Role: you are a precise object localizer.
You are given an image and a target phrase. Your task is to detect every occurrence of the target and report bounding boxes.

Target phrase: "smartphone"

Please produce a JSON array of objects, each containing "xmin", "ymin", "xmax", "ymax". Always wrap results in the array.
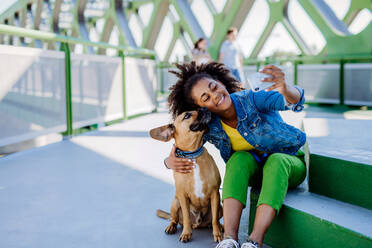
[{"xmin": 246, "ymin": 72, "xmax": 274, "ymax": 92}]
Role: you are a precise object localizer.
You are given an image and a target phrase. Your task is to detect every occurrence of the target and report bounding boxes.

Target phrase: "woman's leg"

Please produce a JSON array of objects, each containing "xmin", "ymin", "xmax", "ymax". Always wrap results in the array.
[
  {"xmin": 249, "ymin": 153, "xmax": 306, "ymax": 246},
  {"xmin": 222, "ymin": 151, "xmax": 259, "ymax": 240}
]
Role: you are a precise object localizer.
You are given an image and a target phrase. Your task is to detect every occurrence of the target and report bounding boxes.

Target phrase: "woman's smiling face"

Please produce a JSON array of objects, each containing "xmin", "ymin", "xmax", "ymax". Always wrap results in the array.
[{"xmin": 190, "ymin": 77, "xmax": 232, "ymax": 113}]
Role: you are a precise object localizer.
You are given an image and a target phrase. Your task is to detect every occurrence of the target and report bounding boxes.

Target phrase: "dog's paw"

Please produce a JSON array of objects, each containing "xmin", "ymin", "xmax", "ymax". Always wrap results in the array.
[
  {"xmin": 213, "ymin": 231, "xmax": 223, "ymax": 243},
  {"xmin": 165, "ymin": 223, "xmax": 177, "ymax": 234},
  {"xmin": 179, "ymin": 232, "xmax": 192, "ymax": 242},
  {"xmin": 212, "ymin": 223, "xmax": 223, "ymax": 243}
]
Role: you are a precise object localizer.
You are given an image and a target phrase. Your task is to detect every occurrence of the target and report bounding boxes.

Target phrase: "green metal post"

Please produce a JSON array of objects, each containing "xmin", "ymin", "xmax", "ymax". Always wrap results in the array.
[
  {"xmin": 294, "ymin": 61, "xmax": 298, "ymax": 86},
  {"xmin": 160, "ymin": 65, "xmax": 164, "ymax": 94},
  {"xmin": 256, "ymin": 62, "xmax": 261, "ymax": 72},
  {"xmin": 339, "ymin": 59, "xmax": 345, "ymax": 105},
  {"xmin": 60, "ymin": 42, "xmax": 73, "ymax": 137},
  {"xmin": 119, "ymin": 51, "xmax": 127, "ymax": 120},
  {"xmin": 265, "ymin": 57, "xmax": 270, "ymax": 65},
  {"xmin": 153, "ymin": 57, "xmax": 160, "ymax": 112}
]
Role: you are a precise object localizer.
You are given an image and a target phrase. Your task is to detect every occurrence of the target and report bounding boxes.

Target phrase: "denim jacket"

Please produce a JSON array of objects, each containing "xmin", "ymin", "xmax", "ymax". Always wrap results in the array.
[{"xmin": 204, "ymin": 87, "xmax": 306, "ymax": 163}]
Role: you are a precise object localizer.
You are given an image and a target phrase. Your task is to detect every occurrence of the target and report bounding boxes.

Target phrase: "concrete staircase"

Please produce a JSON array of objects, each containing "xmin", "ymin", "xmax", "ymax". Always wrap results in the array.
[
  {"xmin": 249, "ymin": 108, "xmax": 372, "ymax": 248},
  {"xmin": 249, "ymin": 154, "xmax": 372, "ymax": 247}
]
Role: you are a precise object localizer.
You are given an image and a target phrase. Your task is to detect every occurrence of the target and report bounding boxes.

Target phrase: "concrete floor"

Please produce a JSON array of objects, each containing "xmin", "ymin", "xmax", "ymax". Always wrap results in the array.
[
  {"xmin": 0, "ymin": 105, "xmax": 371, "ymax": 248},
  {"xmin": 0, "ymin": 111, "xmax": 254, "ymax": 248}
]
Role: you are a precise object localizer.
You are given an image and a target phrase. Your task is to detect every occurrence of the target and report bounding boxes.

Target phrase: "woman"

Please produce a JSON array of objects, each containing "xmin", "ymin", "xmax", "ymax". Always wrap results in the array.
[
  {"xmin": 192, "ymin": 38, "xmax": 211, "ymax": 65},
  {"xmin": 164, "ymin": 62, "xmax": 306, "ymax": 248}
]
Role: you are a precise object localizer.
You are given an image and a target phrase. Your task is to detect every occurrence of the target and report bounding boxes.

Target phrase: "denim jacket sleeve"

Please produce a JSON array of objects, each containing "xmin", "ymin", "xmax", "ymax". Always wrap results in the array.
[{"xmin": 249, "ymin": 86, "xmax": 305, "ymax": 113}]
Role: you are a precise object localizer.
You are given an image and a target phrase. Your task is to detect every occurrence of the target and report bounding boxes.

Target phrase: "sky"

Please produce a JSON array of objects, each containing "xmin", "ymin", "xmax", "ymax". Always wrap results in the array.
[
  {"xmin": 0, "ymin": 1, "xmax": 15, "ymax": 13},
  {"xmin": 1, "ymin": 0, "xmax": 371, "ymax": 61}
]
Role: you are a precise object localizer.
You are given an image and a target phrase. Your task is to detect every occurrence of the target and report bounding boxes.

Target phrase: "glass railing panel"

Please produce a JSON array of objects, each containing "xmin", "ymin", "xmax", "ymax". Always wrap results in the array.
[
  {"xmin": 70, "ymin": 54, "xmax": 123, "ymax": 129},
  {"xmin": 125, "ymin": 57, "xmax": 157, "ymax": 117},
  {"xmin": 344, "ymin": 63, "xmax": 372, "ymax": 106},
  {"xmin": 298, "ymin": 64, "xmax": 340, "ymax": 104},
  {"xmin": 0, "ymin": 45, "xmax": 66, "ymax": 147}
]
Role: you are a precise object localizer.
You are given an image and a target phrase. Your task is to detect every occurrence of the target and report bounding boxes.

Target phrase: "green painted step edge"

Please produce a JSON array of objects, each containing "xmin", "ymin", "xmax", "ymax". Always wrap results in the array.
[
  {"xmin": 309, "ymin": 154, "xmax": 372, "ymax": 210},
  {"xmin": 249, "ymin": 191, "xmax": 372, "ymax": 248}
]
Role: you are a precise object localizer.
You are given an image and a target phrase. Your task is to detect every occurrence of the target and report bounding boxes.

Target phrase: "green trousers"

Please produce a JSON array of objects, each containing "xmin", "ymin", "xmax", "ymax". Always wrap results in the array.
[{"xmin": 222, "ymin": 151, "xmax": 306, "ymax": 212}]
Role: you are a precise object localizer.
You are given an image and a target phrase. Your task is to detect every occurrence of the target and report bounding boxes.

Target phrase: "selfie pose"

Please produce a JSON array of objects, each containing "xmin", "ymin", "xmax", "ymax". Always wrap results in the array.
[{"xmin": 164, "ymin": 62, "xmax": 306, "ymax": 248}]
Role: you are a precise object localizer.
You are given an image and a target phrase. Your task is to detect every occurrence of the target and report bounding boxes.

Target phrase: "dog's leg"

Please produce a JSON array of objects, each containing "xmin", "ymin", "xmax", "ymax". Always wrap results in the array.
[
  {"xmin": 165, "ymin": 197, "xmax": 180, "ymax": 234},
  {"xmin": 178, "ymin": 195, "xmax": 192, "ymax": 242},
  {"xmin": 211, "ymin": 189, "xmax": 223, "ymax": 242}
]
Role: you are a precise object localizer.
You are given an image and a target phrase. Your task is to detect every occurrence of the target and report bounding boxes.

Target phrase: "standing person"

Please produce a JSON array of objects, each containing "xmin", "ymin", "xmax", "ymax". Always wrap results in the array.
[
  {"xmin": 219, "ymin": 27, "xmax": 244, "ymax": 83},
  {"xmin": 192, "ymin": 38, "xmax": 211, "ymax": 65},
  {"xmin": 164, "ymin": 61, "xmax": 306, "ymax": 248}
]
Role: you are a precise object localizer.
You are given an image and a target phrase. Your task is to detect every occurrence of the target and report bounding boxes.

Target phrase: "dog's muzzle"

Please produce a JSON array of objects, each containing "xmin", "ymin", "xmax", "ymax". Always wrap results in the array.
[{"xmin": 189, "ymin": 107, "xmax": 211, "ymax": 132}]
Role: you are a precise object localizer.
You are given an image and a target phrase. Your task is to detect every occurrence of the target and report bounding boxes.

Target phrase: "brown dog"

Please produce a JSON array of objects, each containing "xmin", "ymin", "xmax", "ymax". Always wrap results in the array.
[{"xmin": 150, "ymin": 108, "xmax": 223, "ymax": 243}]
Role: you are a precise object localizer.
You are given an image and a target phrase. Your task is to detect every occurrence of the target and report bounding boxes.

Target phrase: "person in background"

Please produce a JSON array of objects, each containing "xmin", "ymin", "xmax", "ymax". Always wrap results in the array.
[
  {"xmin": 192, "ymin": 38, "xmax": 211, "ymax": 65},
  {"xmin": 219, "ymin": 27, "xmax": 244, "ymax": 83}
]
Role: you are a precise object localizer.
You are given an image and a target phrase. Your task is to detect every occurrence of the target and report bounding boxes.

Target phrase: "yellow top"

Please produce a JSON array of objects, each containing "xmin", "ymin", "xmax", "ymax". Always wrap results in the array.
[{"xmin": 221, "ymin": 120, "xmax": 255, "ymax": 151}]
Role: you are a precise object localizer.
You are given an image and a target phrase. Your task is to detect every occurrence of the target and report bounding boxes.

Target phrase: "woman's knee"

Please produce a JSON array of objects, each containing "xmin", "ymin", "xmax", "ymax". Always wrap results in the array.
[
  {"xmin": 263, "ymin": 153, "xmax": 290, "ymax": 176},
  {"xmin": 226, "ymin": 151, "xmax": 257, "ymax": 175}
]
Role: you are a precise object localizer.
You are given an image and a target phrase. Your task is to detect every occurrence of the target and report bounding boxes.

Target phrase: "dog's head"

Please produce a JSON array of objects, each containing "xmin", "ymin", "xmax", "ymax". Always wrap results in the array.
[{"xmin": 150, "ymin": 107, "xmax": 211, "ymax": 148}]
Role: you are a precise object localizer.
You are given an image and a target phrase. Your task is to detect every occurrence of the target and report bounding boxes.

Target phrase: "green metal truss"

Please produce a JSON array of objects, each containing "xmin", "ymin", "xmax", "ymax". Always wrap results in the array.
[{"xmin": 0, "ymin": 0, "xmax": 371, "ymax": 61}]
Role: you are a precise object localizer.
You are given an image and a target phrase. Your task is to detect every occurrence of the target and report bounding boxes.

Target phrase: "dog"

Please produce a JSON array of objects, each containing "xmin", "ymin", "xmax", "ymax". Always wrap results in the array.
[{"xmin": 150, "ymin": 107, "xmax": 223, "ymax": 243}]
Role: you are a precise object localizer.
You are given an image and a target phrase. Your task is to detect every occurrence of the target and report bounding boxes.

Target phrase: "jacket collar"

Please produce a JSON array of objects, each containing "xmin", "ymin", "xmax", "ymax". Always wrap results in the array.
[
  {"xmin": 230, "ymin": 91, "xmax": 248, "ymax": 121},
  {"xmin": 207, "ymin": 90, "xmax": 250, "ymax": 132}
]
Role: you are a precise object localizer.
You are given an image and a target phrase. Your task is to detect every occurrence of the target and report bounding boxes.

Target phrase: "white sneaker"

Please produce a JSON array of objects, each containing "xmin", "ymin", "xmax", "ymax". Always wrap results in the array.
[
  {"xmin": 215, "ymin": 238, "xmax": 240, "ymax": 248},
  {"xmin": 241, "ymin": 239, "xmax": 261, "ymax": 248}
]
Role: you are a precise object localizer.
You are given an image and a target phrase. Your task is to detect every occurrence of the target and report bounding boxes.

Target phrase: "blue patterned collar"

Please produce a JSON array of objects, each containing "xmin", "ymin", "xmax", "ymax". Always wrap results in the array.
[{"xmin": 175, "ymin": 146, "xmax": 204, "ymax": 159}]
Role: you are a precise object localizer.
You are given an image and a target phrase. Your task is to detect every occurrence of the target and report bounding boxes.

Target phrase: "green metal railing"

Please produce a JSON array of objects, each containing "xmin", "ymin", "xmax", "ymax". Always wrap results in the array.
[
  {"xmin": 243, "ymin": 54, "xmax": 372, "ymax": 106},
  {"xmin": 158, "ymin": 53, "xmax": 372, "ymax": 106},
  {"xmin": 0, "ymin": 24, "xmax": 157, "ymax": 137}
]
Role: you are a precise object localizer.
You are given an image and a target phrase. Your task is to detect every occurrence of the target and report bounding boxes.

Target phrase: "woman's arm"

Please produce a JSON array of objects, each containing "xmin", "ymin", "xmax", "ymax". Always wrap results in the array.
[
  {"xmin": 260, "ymin": 65, "xmax": 299, "ymax": 102},
  {"xmin": 250, "ymin": 65, "xmax": 305, "ymax": 112},
  {"xmin": 164, "ymin": 145, "xmax": 195, "ymax": 173}
]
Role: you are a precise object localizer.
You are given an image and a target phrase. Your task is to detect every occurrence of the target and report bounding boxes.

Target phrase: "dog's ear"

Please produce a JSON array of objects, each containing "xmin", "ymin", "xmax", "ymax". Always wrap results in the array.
[{"xmin": 149, "ymin": 124, "xmax": 174, "ymax": 142}]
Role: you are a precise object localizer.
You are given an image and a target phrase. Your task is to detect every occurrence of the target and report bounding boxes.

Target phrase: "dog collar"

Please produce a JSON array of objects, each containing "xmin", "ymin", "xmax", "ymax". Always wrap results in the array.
[{"xmin": 175, "ymin": 146, "xmax": 204, "ymax": 159}]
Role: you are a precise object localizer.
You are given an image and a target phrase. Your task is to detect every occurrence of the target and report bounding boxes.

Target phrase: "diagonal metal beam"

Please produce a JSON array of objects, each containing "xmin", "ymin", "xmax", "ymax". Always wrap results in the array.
[
  {"xmin": 171, "ymin": 0, "xmax": 206, "ymax": 40},
  {"xmin": 230, "ymin": 0, "xmax": 255, "ymax": 32},
  {"xmin": 204, "ymin": 0, "xmax": 218, "ymax": 16},
  {"xmin": 34, "ymin": 0, "xmax": 43, "ymax": 29},
  {"xmin": 52, "ymin": 0, "xmax": 63, "ymax": 33},
  {"xmin": 14, "ymin": 10, "xmax": 27, "ymax": 45},
  {"xmin": 282, "ymin": 0, "xmax": 311, "ymax": 55},
  {"xmin": 343, "ymin": 0, "xmax": 371, "ymax": 26},
  {"xmin": 249, "ymin": 21, "xmax": 276, "ymax": 59},
  {"xmin": 281, "ymin": 18, "xmax": 311, "ymax": 54},
  {"xmin": 113, "ymin": 0, "xmax": 137, "ymax": 47},
  {"xmin": 298, "ymin": 0, "xmax": 347, "ymax": 39},
  {"xmin": 77, "ymin": 0, "xmax": 94, "ymax": 53},
  {"xmin": 20, "ymin": 7, "xmax": 27, "ymax": 28},
  {"xmin": 7, "ymin": 18, "xmax": 14, "ymax": 45},
  {"xmin": 311, "ymin": 0, "xmax": 351, "ymax": 35},
  {"xmin": 98, "ymin": 17, "xmax": 115, "ymax": 54},
  {"xmin": 141, "ymin": 0, "xmax": 170, "ymax": 49},
  {"xmin": 208, "ymin": 0, "xmax": 246, "ymax": 59},
  {"xmin": 164, "ymin": 22, "xmax": 180, "ymax": 61}
]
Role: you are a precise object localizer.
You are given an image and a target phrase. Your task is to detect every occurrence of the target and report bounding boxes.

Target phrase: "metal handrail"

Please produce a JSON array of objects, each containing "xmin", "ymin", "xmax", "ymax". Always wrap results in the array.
[
  {"xmin": 243, "ymin": 54, "xmax": 372, "ymax": 65},
  {"xmin": 0, "ymin": 24, "xmax": 158, "ymax": 139},
  {"xmin": 0, "ymin": 24, "xmax": 155, "ymax": 57}
]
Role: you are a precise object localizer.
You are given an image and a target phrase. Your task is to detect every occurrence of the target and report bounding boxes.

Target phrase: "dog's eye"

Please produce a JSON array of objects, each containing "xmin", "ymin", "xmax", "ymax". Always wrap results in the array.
[{"xmin": 183, "ymin": 112, "xmax": 192, "ymax": 120}]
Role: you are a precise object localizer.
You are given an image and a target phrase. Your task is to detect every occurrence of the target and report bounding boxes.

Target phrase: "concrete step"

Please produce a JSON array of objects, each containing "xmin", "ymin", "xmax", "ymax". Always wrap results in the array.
[
  {"xmin": 309, "ymin": 154, "xmax": 372, "ymax": 210},
  {"xmin": 249, "ymin": 189, "xmax": 372, "ymax": 248}
]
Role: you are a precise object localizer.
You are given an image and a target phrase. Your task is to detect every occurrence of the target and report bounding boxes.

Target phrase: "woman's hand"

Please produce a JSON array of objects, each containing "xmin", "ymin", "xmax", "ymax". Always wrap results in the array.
[
  {"xmin": 260, "ymin": 65, "xmax": 301, "ymax": 104},
  {"xmin": 165, "ymin": 145, "xmax": 195, "ymax": 173},
  {"xmin": 260, "ymin": 65, "xmax": 287, "ymax": 94}
]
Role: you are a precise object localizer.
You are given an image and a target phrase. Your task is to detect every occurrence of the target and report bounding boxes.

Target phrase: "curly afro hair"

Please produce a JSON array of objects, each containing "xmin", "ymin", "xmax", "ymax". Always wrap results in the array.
[{"xmin": 168, "ymin": 61, "xmax": 244, "ymax": 120}]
